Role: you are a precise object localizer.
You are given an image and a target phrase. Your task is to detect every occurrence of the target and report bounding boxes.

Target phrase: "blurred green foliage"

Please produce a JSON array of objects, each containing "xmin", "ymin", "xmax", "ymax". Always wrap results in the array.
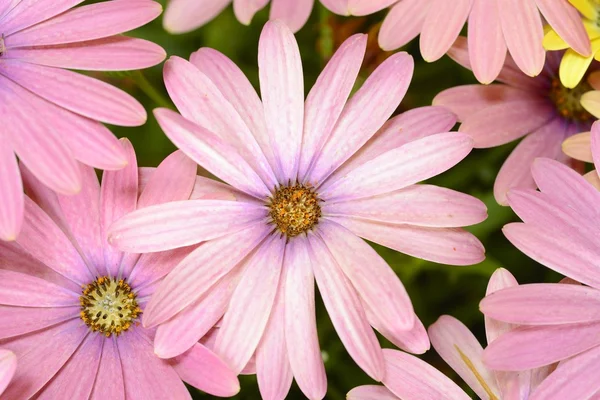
[{"xmin": 103, "ymin": 2, "xmax": 561, "ymax": 398}]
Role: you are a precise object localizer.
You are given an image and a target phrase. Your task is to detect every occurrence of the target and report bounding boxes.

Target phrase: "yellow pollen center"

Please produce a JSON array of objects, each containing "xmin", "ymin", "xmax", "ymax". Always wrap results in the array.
[
  {"xmin": 268, "ymin": 184, "xmax": 321, "ymax": 237},
  {"xmin": 79, "ymin": 276, "xmax": 141, "ymax": 337},
  {"xmin": 549, "ymin": 77, "xmax": 593, "ymax": 122}
]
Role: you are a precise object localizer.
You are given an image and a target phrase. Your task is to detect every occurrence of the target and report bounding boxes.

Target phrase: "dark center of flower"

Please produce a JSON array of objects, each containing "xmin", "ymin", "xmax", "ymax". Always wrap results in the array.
[
  {"xmin": 268, "ymin": 183, "xmax": 322, "ymax": 237},
  {"xmin": 0, "ymin": 35, "xmax": 5, "ymax": 57},
  {"xmin": 548, "ymin": 77, "xmax": 594, "ymax": 122},
  {"xmin": 79, "ymin": 276, "xmax": 141, "ymax": 337}
]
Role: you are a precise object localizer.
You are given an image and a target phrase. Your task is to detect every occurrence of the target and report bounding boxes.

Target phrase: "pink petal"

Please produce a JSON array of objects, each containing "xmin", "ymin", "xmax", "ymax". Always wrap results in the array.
[
  {"xmin": 378, "ymin": 0, "xmax": 428, "ymax": 51},
  {"xmin": 308, "ymin": 233, "xmax": 384, "ymax": 381},
  {"xmin": 592, "ymin": 121, "xmax": 600, "ymax": 172},
  {"xmin": 154, "ymin": 108, "xmax": 270, "ymax": 199},
  {"xmin": 562, "ymin": 131, "xmax": 592, "ymax": 163},
  {"xmin": 498, "ymin": 0, "xmax": 544, "ymax": 77},
  {"xmin": 233, "ymin": 0, "xmax": 269, "ymax": 25},
  {"xmin": 308, "ymin": 52, "xmax": 414, "ymax": 185},
  {"xmin": 347, "ymin": 385, "xmax": 399, "ymax": 400},
  {"xmin": 320, "ymin": 0, "xmax": 350, "ymax": 15},
  {"xmin": 382, "ymin": 349, "xmax": 471, "ymax": 400},
  {"xmin": 484, "ymin": 267, "xmax": 518, "ymax": 345},
  {"xmin": 258, "ymin": 20, "xmax": 304, "ymax": 181},
  {"xmin": 0, "ymin": 350, "xmax": 16, "ymax": 396},
  {"xmin": 138, "ymin": 151, "xmax": 196, "ymax": 208},
  {"xmin": 189, "ymin": 176, "xmax": 242, "ymax": 201},
  {"xmin": 1, "ymin": 0, "xmax": 86, "ymax": 36},
  {"xmin": 331, "ymin": 217, "xmax": 485, "ymax": 266},
  {"xmin": 90, "ymin": 338, "xmax": 124, "ymax": 400},
  {"xmin": 127, "ymin": 245, "xmax": 194, "ymax": 289},
  {"xmin": 0, "ymin": 269, "xmax": 78, "ymax": 308},
  {"xmin": 8, "ymin": 0, "xmax": 162, "ymax": 47},
  {"xmin": 172, "ymin": 343, "xmax": 240, "ymax": 397},
  {"xmin": 143, "ymin": 224, "xmax": 268, "ymax": 327},
  {"xmin": 163, "ymin": 0, "xmax": 230, "ymax": 34},
  {"xmin": 18, "ymin": 164, "xmax": 67, "ymax": 230},
  {"xmin": 325, "ymin": 185, "xmax": 487, "ymax": 228},
  {"xmin": 467, "ymin": 0, "xmax": 506, "ymax": 83},
  {"xmin": 365, "ymin": 305, "xmax": 430, "ymax": 355},
  {"xmin": 320, "ymin": 133, "xmax": 473, "ymax": 201},
  {"xmin": 348, "ymin": 0, "xmax": 397, "ymax": 15},
  {"xmin": 0, "ymin": 305, "xmax": 78, "ymax": 340},
  {"xmin": 535, "ymin": 0, "xmax": 590, "ymax": 56},
  {"xmin": 284, "ymin": 238, "xmax": 327, "ymax": 400},
  {"xmin": 299, "ymin": 34, "xmax": 367, "ymax": 181},
  {"xmin": 269, "ymin": 0, "xmax": 314, "ymax": 33},
  {"xmin": 0, "ymin": 139, "xmax": 23, "ymax": 241},
  {"xmin": 214, "ymin": 236, "xmax": 286, "ymax": 373},
  {"xmin": 420, "ymin": 0, "xmax": 472, "ymax": 62}
]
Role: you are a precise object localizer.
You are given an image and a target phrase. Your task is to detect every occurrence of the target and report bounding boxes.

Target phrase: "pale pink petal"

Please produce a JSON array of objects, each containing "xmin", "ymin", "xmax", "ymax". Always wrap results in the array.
[
  {"xmin": 172, "ymin": 343, "xmax": 240, "ymax": 397},
  {"xmin": 365, "ymin": 305, "xmax": 430, "ymax": 354},
  {"xmin": 0, "ymin": 60, "xmax": 146, "ymax": 126},
  {"xmin": 284, "ymin": 237, "xmax": 327, "ymax": 400},
  {"xmin": 535, "ymin": 0, "xmax": 590, "ymax": 56},
  {"xmin": 269, "ymin": 0, "xmax": 314, "ymax": 33},
  {"xmin": 1, "ymin": 0, "xmax": 86, "ymax": 36},
  {"xmin": 429, "ymin": 315, "xmax": 501, "ymax": 399},
  {"xmin": 382, "ymin": 349, "xmax": 472, "ymax": 400},
  {"xmin": 127, "ymin": 245, "xmax": 195, "ymax": 290},
  {"xmin": 378, "ymin": 0, "xmax": 428, "ymax": 51},
  {"xmin": 0, "ymin": 349, "xmax": 16, "ymax": 396},
  {"xmin": 299, "ymin": 34, "xmax": 367, "ymax": 181},
  {"xmin": 320, "ymin": 0, "xmax": 350, "ymax": 15},
  {"xmin": 320, "ymin": 133, "xmax": 473, "ymax": 202},
  {"xmin": 483, "ymin": 321, "xmax": 600, "ymax": 370},
  {"xmin": 0, "ymin": 305, "xmax": 78, "ymax": 340},
  {"xmin": 484, "ymin": 267, "xmax": 518, "ymax": 345},
  {"xmin": 319, "ymin": 221, "xmax": 414, "ymax": 331},
  {"xmin": 0, "ymin": 0, "xmax": 21, "ymax": 21},
  {"xmin": 348, "ymin": 0, "xmax": 397, "ymax": 15},
  {"xmin": 498, "ymin": 0, "xmax": 545, "ymax": 77},
  {"xmin": 0, "ymin": 139, "xmax": 23, "ymax": 241},
  {"xmin": 420, "ymin": 0, "xmax": 472, "ymax": 62},
  {"xmin": 258, "ymin": 20, "xmax": 304, "ymax": 181},
  {"xmin": 325, "ymin": 185, "xmax": 487, "ymax": 228},
  {"xmin": 90, "ymin": 338, "xmax": 124, "ymax": 400},
  {"xmin": 585, "ymin": 171, "xmax": 600, "ymax": 190},
  {"xmin": 331, "ymin": 217, "xmax": 485, "ymax": 266},
  {"xmin": 8, "ymin": 0, "xmax": 162, "ymax": 47},
  {"xmin": 189, "ymin": 176, "xmax": 243, "ymax": 201},
  {"xmin": 562, "ymin": 131, "xmax": 592, "ymax": 163},
  {"xmin": 308, "ymin": 52, "xmax": 414, "ymax": 184},
  {"xmin": 468, "ymin": 0, "xmax": 506, "ymax": 84},
  {"xmin": 0, "ymin": 269, "xmax": 77, "ymax": 307},
  {"xmin": 154, "ymin": 108, "xmax": 270, "ymax": 198},
  {"xmin": 214, "ymin": 236, "xmax": 286, "ymax": 373},
  {"xmin": 138, "ymin": 151, "xmax": 196, "ymax": 208},
  {"xmin": 143, "ymin": 224, "xmax": 268, "ymax": 327},
  {"xmin": 308, "ymin": 233, "xmax": 384, "ymax": 381},
  {"xmin": 347, "ymin": 385, "xmax": 399, "ymax": 400},
  {"xmin": 592, "ymin": 121, "xmax": 600, "ymax": 172},
  {"xmin": 233, "ymin": 0, "xmax": 269, "ymax": 25},
  {"xmin": 163, "ymin": 0, "xmax": 231, "ymax": 34}
]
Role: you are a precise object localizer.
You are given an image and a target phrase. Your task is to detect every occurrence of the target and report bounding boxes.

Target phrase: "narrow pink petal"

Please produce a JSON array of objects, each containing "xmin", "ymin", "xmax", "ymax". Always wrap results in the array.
[
  {"xmin": 592, "ymin": 121, "xmax": 600, "ymax": 172},
  {"xmin": 214, "ymin": 236, "xmax": 286, "ymax": 373},
  {"xmin": 347, "ymin": 385, "xmax": 399, "ymax": 400},
  {"xmin": 154, "ymin": 108, "xmax": 270, "ymax": 199},
  {"xmin": 172, "ymin": 343, "xmax": 240, "ymax": 397},
  {"xmin": 142, "ymin": 224, "xmax": 268, "ymax": 327},
  {"xmin": 138, "ymin": 151, "xmax": 196, "ymax": 208},
  {"xmin": 348, "ymin": 0, "xmax": 397, "ymax": 15},
  {"xmin": 562, "ymin": 131, "xmax": 592, "ymax": 163},
  {"xmin": 0, "ymin": 139, "xmax": 23, "ymax": 241},
  {"xmin": 483, "ymin": 321, "xmax": 600, "ymax": 370},
  {"xmin": 320, "ymin": 133, "xmax": 473, "ymax": 201},
  {"xmin": 269, "ymin": 0, "xmax": 314, "ymax": 33},
  {"xmin": 0, "ymin": 305, "xmax": 77, "ymax": 340},
  {"xmin": 365, "ymin": 305, "xmax": 430, "ymax": 355},
  {"xmin": 467, "ymin": 0, "xmax": 506, "ymax": 83},
  {"xmin": 8, "ymin": 0, "xmax": 162, "ymax": 47},
  {"xmin": 163, "ymin": 0, "xmax": 230, "ymax": 34},
  {"xmin": 162, "ymin": 57, "xmax": 276, "ymax": 188},
  {"xmin": 325, "ymin": 185, "xmax": 487, "ymax": 228},
  {"xmin": 331, "ymin": 217, "xmax": 485, "ymax": 266},
  {"xmin": 308, "ymin": 52, "xmax": 414, "ymax": 184},
  {"xmin": 189, "ymin": 176, "xmax": 242, "ymax": 201},
  {"xmin": 498, "ymin": 0, "xmax": 544, "ymax": 77},
  {"xmin": 429, "ymin": 315, "xmax": 501, "ymax": 399},
  {"xmin": 531, "ymin": 346, "xmax": 600, "ymax": 400},
  {"xmin": 484, "ymin": 267, "xmax": 518, "ymax": 345},
  {"xmin": 1, "ymin": 0, "xmax": 86, "ymax": 36},
  {"xmin": 0, "ymin": 350, "xmax": 16, "ymax": 396},
  {"xmin": 6, "ymin": 36, "xmax": 166, "ymax": 71},
  {"xmin": 233, "ymin": 0, "xmax": 269, "ymax": 25},
  {"xmin": 382, "ymin": 349, "xmax": 471, "ymax": 400},
  {"xmin": 420, "ymin": 0, "xmax": 472, "ymax": 62},
  {"xmin": 319, "ymin": 221, "xmax": 414, "ymax": 331},
  {"xmin": 257, "ymin": 279, "xmax": 294, "ymax": 400},
  {"xmin": 90, "ymin": 338, "xmax": 125, "ymax": 400},
  {"xmin": 0, "ymin": 269, "xmax": 77, "ymax": 307},
  {"xmin": 378, "ymin": 0, "xmax": 428, "ymax": 51},
  {"xmin": 535, "ymin": 0, "xmax": 590, "ymax": 56},
  {"xmin": 320, "ymin": 0, "xmax": 350, "ymax": 15},
  {"xmin": 0, "ymin": 0, "xmax": 21, "ymax": 21},
  {"xmin": 258, "ymin": 20, "xmax": 304, "ymax": 181},
  {"xmin": 308, "ymin": 233, "xmax": 384, "ymax": 381},
  {"xmin": 284, "ymin": 237, "xmax": 327, "ymax": 400},
  {"xmin": 127, "ymin": 245, "xmax": 194, "ymax": 290},
  {"xmin": 0, "ymin": 60, "xmax": 146, "ymax": 126},
  {"xmin": 299, "ymin": 34, "xmax": 367, "ymax": 180}
]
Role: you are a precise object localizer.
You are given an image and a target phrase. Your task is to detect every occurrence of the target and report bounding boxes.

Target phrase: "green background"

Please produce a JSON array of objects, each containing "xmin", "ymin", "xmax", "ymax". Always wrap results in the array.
[{"xmin": 104, "ymin": 2, "xmax": 560, "ymax": 398}]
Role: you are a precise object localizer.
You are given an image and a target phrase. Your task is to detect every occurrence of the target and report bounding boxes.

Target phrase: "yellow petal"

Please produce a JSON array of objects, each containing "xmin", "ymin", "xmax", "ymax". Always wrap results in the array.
[
  {"xmin": 560, "ymin": 48, "xmax": 595, "ymax": 88},
  {"xmin": 583, "ymin": 20, "xmax": 600, "ymax": 40},
  {"xmin": 569, "ymin": 0, "xmax": 597, "ymax": 20},
  {"xmin": 562, "ymin": 131, "xmax": 593, "ymax": 162},
  {"xmin": 543, "ymin": 29, "xmax": 569, "ymax": 50},
  {"xmin": 584, "ymin": 170, "xmax": 600, "ymax": 190},
  {"xmin": 581, "ymin": 90, "xmax": 600, "ymax": 118}
]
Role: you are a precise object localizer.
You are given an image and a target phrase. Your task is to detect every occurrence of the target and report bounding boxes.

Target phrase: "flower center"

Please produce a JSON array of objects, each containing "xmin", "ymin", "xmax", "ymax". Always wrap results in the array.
[
  {"xmin": 79, "ymin": 276, "xmax": 141, "ymax": 337},
  {"xmin": 0, "ymin": 35, "xmax": 5, "ymax": 57},
  {"xmin": 268, "ymin": 183, "xmax": 321, "ymax": 237},
  {"xmin": 548, "ymin": 77, "xmax": 594, "ymax": 122}
]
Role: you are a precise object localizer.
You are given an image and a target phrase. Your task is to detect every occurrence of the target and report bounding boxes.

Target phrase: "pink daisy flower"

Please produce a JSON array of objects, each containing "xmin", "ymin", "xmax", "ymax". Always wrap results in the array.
[
  {"xmin": 0, "ymin": 0, "xmax": 166, "ymax": 242},
  {"xmin": 375, "ymin": 0, "xmax": 590, "ymax": 83},
  {"xmin": 0, "ymin": 349, "xmax": 16, "ymax": 396},
  {"xmin": 108, "ymin": 21, "xmax": 486, "ymax": 399},
  {"xmin": 562, "ymin": 120, "xmax": 600, "ymax": 189},
  {"xmin": 0, "ymin": 140, "xmax": 240, "ymax": 399},
  {"xmin": 480, "ymin": 149, "xmax": 600, "ymax": 398},
  {"xmin": 348, "ymin": 268, "xmax": 553, "ymax": 400},
  {"xmin": 435, "ymin": 39, "xmax": 598, "ymax": 205}
]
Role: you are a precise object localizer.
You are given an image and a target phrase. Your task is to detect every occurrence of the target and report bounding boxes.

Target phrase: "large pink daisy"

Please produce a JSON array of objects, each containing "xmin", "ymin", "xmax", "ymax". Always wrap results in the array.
[
  {"xmin": 0, "ymin": 140, "xmax": 239, "ymax": 399},
  {"xmin": 376, "ymin": 0, "xmax": 589, "ymax": 83},
  {"xmin": 0, "ymin": 0, "xmax": 166, "ymax": 242},
  {"xmin": 435, "ymin": 39, "xmax": 597, "ymax": 205},
  {"xmin": 108, "ymin": 21, "xmax": 486, "ymax": 399}
]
